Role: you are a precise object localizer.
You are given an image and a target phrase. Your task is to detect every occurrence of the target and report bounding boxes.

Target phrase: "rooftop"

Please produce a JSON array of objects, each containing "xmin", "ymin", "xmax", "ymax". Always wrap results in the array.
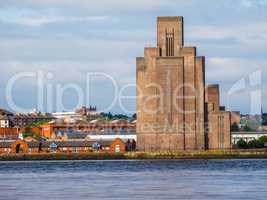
[{"xmin": 157, "ymin": 16, "xmax": 183, "ymax": 21}]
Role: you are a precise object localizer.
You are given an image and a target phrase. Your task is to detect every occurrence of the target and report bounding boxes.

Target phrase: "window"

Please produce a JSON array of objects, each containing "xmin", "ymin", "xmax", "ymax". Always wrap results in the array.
[
  {"xmin": 165, "ymin": 29, "xmax": 174, "ymax": 56},
  {"xmin": 115, "ymin": 144, "xmax": 120, "ymax": 153},
  {"xmin": 218, "ymin": 116, "xmax": 224, "ymax": 149}
]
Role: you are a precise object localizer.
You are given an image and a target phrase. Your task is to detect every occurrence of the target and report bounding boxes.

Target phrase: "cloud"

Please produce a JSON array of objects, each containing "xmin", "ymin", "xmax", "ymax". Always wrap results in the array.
[
  {"xmin": 0, "ymin": 0, "xmax": 185, "ymax": 12},
  {"xmin": 0, "ymin": 60, "xmax": 136, "ymax": 113},
  {"xmin": 0, "ymin": 37, "xmax": 144, "ymax": 61},
  {"xmin": 207, "ymin": 57, "xmax": 267, "ymax": 83},
  {"xmin": 0, "ymin": 14, "xmax": 116, "ymax": 26},
  {"xmin": 206, "ymin": 56, "xmax": 267, "ymax": 114},
  {"xmin": 187, "ymin": 22, "xmax": 267, "ymax": 45},
  {"xmin": 239, "ymin": 0, "xmax": 267, "ymax": 8},
  {"xmin": 185, "ymin": 21, "xmax": 267, "ymax": 61},
  {"xmin": 219, "ymin": 0, "xmax": 267, "ymax": 11},
  {"xmin": 0, "ymin": 0, "xmax": 266, "ymax": 113},
  {"xmin": 0, "ymin": 59, "xmax": 136, "ymax": 89}
]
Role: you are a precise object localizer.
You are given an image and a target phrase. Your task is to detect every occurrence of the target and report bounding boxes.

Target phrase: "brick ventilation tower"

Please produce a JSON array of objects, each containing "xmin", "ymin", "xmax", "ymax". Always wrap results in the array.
[{"xmin": 136, "ymin": 17, "xmax": 205, "ymax": 151}]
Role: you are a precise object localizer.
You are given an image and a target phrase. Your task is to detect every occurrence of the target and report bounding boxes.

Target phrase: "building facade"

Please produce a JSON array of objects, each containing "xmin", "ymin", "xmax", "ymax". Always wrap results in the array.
[
  {"xmin": 136, "ymin": 16, "xmax": 238, "ymax": 151},
  {"xmin": 40, "ymin": 119, "xmax": 136, "ymax": 139},
  {"xmin": 205, "ymin": 84, "xmax": 230, "ymax": 149},
  {"xmin": 0, "ymin": 138, "xmax": 127, "ymax": 154},
  {"xmin": 0, "ymin": 128, "xmax": 21, "ymax": 140},
  {"xmin": 137, "ymin": 16, "xmax": 205, "ymax": 151}
]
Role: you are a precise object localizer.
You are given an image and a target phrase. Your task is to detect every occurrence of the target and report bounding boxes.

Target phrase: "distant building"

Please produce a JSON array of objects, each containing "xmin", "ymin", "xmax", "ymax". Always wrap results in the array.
[
  {"xmin": 231, "ymin": 111, "xmax": 241, "ymax": 126},
  {"xmin": 0, "ymin": 115, "xmax": 10, "ymax": 128},
  {"xmin": 257, "ymin": 125, "xmax": 267, "ymax": 131},
  {"xmin": 0, "ymin": 108, "xmax": 55, "ymax": 128},
  {"xmin": 52, "ymin": 106, "xmax": 99, "ymax": 123},
  {"xmin": 231, "ymin": 131, "xmax": 267, "ymax": 145},
  {"xmin": 52, "ymin": 111, "xmax": 82, "ymax": 123},
  {"xmin": 40, "ymin": 119, "xmax": 136, "ymax": 140},
  {"xmin": 13, "ymin": 112, "xmax": 54, "ymax": 127},
  {"xmin": 0, "ymin": 108, "xmax": 14, "ymax": 128}
]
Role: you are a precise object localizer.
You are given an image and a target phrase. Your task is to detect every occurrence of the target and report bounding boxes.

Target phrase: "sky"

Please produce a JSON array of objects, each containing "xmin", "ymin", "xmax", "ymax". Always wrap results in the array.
[{"xmin": 0, "ymin": 0, "xmax": 266, "ymax": 115}]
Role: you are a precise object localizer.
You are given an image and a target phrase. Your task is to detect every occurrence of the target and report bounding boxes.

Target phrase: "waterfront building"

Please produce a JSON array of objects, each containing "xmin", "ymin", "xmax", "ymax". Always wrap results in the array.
[
  {"xmin": 136, "ymin": 16, "xmax": 239, "ymax": 151},
  {"xmin": 40, "ymin": 119, "xmax": 136, "ymax": 139},
  {"xmin": 0, "ymin": 138, "xmax": 130, "ymax": 154},
  {"xmin": 0, "ymin": 127, "xmax": 21, "ymax": 140}
]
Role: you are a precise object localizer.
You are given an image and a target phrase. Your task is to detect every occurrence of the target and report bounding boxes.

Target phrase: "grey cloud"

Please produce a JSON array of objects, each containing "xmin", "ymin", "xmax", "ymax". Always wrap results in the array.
[
  {"xmin": 0, "ymin": 38, "xmax": 143, "ymax": 61},
  {"xmin": 0, "ymin": 15, "xmax": 117, "ymax": 27},
  {"xmin": 0, "ymin": 0, "xmax": 179, "ymax": 12},
  {"xmin": 206, "ymin": 57, "xmax": 267, "ymax": 83}
]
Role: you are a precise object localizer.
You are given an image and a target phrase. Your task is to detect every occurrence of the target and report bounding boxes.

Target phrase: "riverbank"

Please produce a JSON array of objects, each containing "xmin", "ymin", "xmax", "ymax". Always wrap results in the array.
[{"xmin": 1, "ymin": 149, "xmax": 267, "ymax": 161}]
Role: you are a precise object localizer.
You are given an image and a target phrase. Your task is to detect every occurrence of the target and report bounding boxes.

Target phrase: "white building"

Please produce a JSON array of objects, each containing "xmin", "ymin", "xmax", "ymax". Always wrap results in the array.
[
  {"xmin": 52, "ymin": 112, "xmax": 82, "ymax": 123},
  {"xmin": 52, "ymin": 107, "xmax": 99, "ymax": 123},
  {"xmin": 87, "ymin": 134, "xmax": 136, "ymax": 141},
  {"xmin": 0, "ymin": 116, "xmax": 10, "ymax": 128},
  {"xmin": 231, "ymin": 131, "xmax": 267, "ymax": 145}
]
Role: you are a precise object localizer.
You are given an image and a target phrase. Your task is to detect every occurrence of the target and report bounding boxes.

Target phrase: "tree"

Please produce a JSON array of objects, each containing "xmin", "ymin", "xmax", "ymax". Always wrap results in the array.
[
  {"xmin": 243, "ymin": 124, "xmax": 254, "ymax": 132},
  {"xmin": 21, "ymin": 119, "xmax": 49, "ymax": 140},
  {"xmin": 33, "ymin": 133, "xmax": 41, "ymax": 140},
  {"xmin": 231, "ymin": 122, "xmax": 239, "ymax": 131},
  {"xmin": 248, "ymin": 139, "xmax": 263, "ymax": 148},
  {"xmin": 22, "ymin": 130, "xmax": 33, "ymax": 138},
  {"xmin": 100, "ymin": 112, "xmax": 114, "ymax": 120},
  {"xmin": 100, "ymin": 112, "xmax": 130, "ymax": 120},
  {"xmin": 132, "ymin": 113, "xmax": 136, "ymax": 119},
  {"xmin": 28, "ymin": 119, "xmax": 50, "ymax": 128},
  {"xmin": 113, "ymin": 114, "xmax": 129, "ymax": 120},
  {"xmin": 237, "ymin": 139, "xmax": 248, "ymax": 149},
  {"xmin": 262, "ymin": 113, "xmax": 267, "ymax": 125},
  {"xmin": 258, "ymin": 136, "xmax": 267, "ymax": 147}
]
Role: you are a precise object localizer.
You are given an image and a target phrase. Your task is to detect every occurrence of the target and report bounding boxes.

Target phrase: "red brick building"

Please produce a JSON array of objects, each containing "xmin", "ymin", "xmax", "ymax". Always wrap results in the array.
[
  {"xmin": 40, "ymin": 119, "xmax": 136, "ymax": 139},
  {"xmin": 0, "ymin": 138, "xmax": 127, "ymax": 154}
]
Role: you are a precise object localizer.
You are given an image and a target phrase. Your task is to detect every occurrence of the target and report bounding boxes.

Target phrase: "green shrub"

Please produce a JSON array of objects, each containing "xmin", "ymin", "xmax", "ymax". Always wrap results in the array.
[
  {"xmin": 237, "ymin": 136, "xmax": 267, "ymax": 149},
  {"xmin": 243, "ymin": 125, "xmax": 254, "ymax": 132},
  {"xmin": 22, "ymin": 131, "xmax": 33, "ymax": 138},
  {"xmin": 248, "ymin": 139, "xmax": 263, "ymax": 148},
  {"xmin": 258, "ymin": 136, "xmax": 267, "ymax": 145},
  {"xmin": 237, "ymin": 139, "xmax": 248, "ymax": 149}
]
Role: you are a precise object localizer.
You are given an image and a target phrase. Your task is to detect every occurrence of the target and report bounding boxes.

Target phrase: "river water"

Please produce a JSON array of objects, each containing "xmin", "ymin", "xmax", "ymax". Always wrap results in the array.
[{"xmin": 0, "ymin": 159, "xmax": 266, "ymax": 200}]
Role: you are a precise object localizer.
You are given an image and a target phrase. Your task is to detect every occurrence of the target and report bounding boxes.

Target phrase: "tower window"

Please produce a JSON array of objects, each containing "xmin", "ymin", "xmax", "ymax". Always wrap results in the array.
[{"xmin": 165, "ymin": 29, "xmax": 174, "ymax": 56}]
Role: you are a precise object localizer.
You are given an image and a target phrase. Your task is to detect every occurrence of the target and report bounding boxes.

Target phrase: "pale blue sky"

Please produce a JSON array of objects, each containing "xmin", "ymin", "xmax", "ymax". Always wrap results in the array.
[{"xmin": 0, "ymin": 0, "xmax": 266, "ymax": 114}]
